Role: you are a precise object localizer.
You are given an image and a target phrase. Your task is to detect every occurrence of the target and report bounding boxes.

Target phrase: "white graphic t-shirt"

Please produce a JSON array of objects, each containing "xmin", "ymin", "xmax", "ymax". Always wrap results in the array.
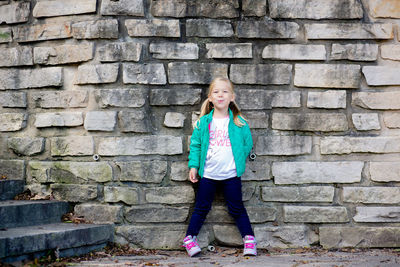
[{"xmin": 203, "ymin": 117, "xmax": 237, "ymax": 180}]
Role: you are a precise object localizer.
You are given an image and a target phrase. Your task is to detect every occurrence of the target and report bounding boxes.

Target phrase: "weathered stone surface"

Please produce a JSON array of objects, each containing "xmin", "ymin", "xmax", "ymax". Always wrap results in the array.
[
  {"xmin": 321, "ymin": 136, "xmax": 400, "ymax": 154},
  {"xmin": 320, "ymin": 227, "xmax": 400, "ymax": 248},
  {"xmin": 381, "ymin": 44, "xmax": 400, "ymax": 60},
  {"xmin": 29, "ymin": 161, "xmax": 112, "ymax": 183},
  {"xmin": 72, "ymin": 19, "xmax": 118, "ymax": 39},
  {"xmin": 352, "ymin": 92, "xmax": 400, "ymax": 110},
  {"xmin": 231, "ymin": 64, "xmax": 292, "ymax": 85},
  {"xmin": 352, "ymin": 113, "xmax": 380, "ymax": 131},
  {"xmin": 99, "ymin": 42, "xmax": 142, "ymax": 62},
  {"xmin": 101, "ymin": 0, "xmax": 144, "ymax": 16},
  {"xmin": 256, "ymin": 136, "xmax": 312, "ymax": 156},
  {"xmin": 0, "ymin": 160, "xmax": 25, "ymax": 180},
  {"xmin": 205, "ymin": 206, "xmax": 234, "ymax": 223},
  {"xmin": 104, "ymin": 186, "xmax": 139, "ymax": 205},
  {"xmin": 95, "ymin": 89, "xmax": 146, "ymax": 108},
  {"xmin": 294, "ymin": 64, "xmax": 360, "ymax": 88},
  {"xmin": 0, "ymin": 27, "xmax": 12, "ymax": 43},
  {"xmin": 242, "ymin": 159, "xmax": 271, "ymax": 181},
  {"xmin": 307, "ymin": 90, "xmax": 346, "ymax": 109},
  {"xmin": 269, "ymin": 0, "xmax": 363, "ymax": 19},
  {"xmin": 13, "ymin": 22, "xmax": 72, "ymax": 42},
  {"xmin": 368, "ymin": 0, "xmax": 400, "ymax": 18},
  {"xmin": 343, "ymin": 187, "xmax": 400, "ymax": 204},
  {"xmin": 125, "ymin": 19, "xmax": 180, "ymax": 37},
  {"xmin": 237, "ymin": 90, "xmax": 301, "ymax": 110},
  {"xmin": 150, "ymin": 89, "xmax": 202, "ymax": 106},
  {"xmin": 0, "ymin": 113, "xmax": 27, "ymax": 131},
  {"xmin": 272, "ymin": 113, "xmax": 348, "ymax": 132},
  {"xmin": 242, "ymin": 183, "xmax": 255, "ymax": 201},
  {"xmin": 123, "ymin": 63, "xmax": 166, "ymax": 84},
  {"xmin": 370, "ymin": 162, "xmax": 400, "ymax": 182},
  {"xmin": 98, "ymin": 136, "xmax": 183, "ymax": 155},
  {"xmin": 262, "ymin": 44, "xmax": 325, "ymax": 60},
  {"xmin": 272, "ymin": 162, "xmax": 363, "ymax": 184},
  {"xmin": 8, "ymin": 137, "xmax": 44, "ymax": 156},
  {"xmin": 384, "ymin": 112, "xmax": 400, "ymax": 128},
  {"xmin": 119, "ymin": 110, "xmax": 151, "ymax": 133},
  {"xmin": 50, "ymin": 184, "xmax": 97, "ymax": 202},
  {"xmin": 84, "ymin": 111, "xmax": 117, "ymax": 132},
  {"xmin": 305, "ymin": 23, "xmax": 393, "ymax": 39},
  {"xmin": 242, "ymin": 111, "xmax": 269, "ymax": 128},
  {"xmin": 354, "ymin": 207, "xmax": 400, "ymax": 222},
  {"xmin": 284, "ymin": 206, "xmax": 349, "ymax": 223},
  {"xmin": 116, "ymin": 161, "xmax": 167, "ymax": 183},
  {"xmin": 242, "ymin": 0, "xmax": 266, "ymax": 16},
  {"xmin": 125, "ymin": 205, "xmax": 189, "ymax": 223},
  {"xmin": 0, "ymin": 67, "xmax": 63, "ymax": 89},
  {"xmin": 213, "ymin": 225, "xmax": 242, "ymax": 246},
  {"xmin": 331, "ymin": 43, "xmax": 378, "ymax": 61},
  {"xmin": 206, "ymin": 43, "xmax": 252, "ymax": 59},
  {"xmin": 0, "ymin": 2, "xmax": 30, "ymax": 24},
  {"xmin": 75, "ymin": 64, "xmax": 118, "ymax": 85},
  {"xmin": 75, "ymin": 204, "xmax": 122, "ymax": 223},
  {"xmin": 0, "ymin": 92, "xmax": 26, "ymax": 108},
  {"xmin": 237, "ymin": 20, "xmax": 299, "ymax": 39},
  {"xmin": 247, "ymin": 206, "xmax": 276, "ymax": 223},
  {"xmin": 34, "ymin": 43, "xmax": 93, "ymax": 65},
  {"xmin": 262, "ymin": 186, "xmax": 334, "ymax": 202},
  {"xmin": 31, "ymin": 91, "xmax": 88, "ymax": 108},
  {"xmin": 171, "ymin": 161, "xmax": 188, "ymax": 182},
  {"xmin": 164, "ymin": 112, "xmax": 185, "ymax": 128},
  {"xmin": 150, "ymin": 0, "xmax": 187, "ymax": 17},
  {"xmin": 186, "ymin": 19, "xmax": 233, "ymax": 37},
  {"xmin": 144, "ymin": 186, "xmax": 195, "ymax": 204},
  {"xmin": 363, "ymin": 66, "xmax": 400, "ymax": 86},
  {"xmin": 33, "ymin": 0, "xmax": 96, "ymax": 17},
  {"xmin": 0, "ymin": 47, "xmax": 32, "ymax": 67},
  {"xmin": 168, "ymin": 62, "xmax": 227, "ymax": 84},
  {"xmin": 51, "ymin": 136, "xmax": 94, "ymax": 156},
  {"xmin": 35, "ymin": 112, "xmax": 83, "ymax": 128},
  {"xmin": 150, "ymin": 42, "xmax": 198, "ymax": 60}
]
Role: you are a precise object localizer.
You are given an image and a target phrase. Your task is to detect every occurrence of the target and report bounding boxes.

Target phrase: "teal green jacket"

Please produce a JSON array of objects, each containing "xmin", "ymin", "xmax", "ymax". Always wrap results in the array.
[{"xmin": 188, "ymin": 109, "xmax": 253, "ymax": 178}]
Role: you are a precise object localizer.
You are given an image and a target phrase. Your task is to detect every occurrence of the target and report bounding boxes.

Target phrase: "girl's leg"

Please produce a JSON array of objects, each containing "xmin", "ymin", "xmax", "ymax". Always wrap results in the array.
[{"xmin": 186, "ymin": 178, "xmax": 217, "ymax": 237}]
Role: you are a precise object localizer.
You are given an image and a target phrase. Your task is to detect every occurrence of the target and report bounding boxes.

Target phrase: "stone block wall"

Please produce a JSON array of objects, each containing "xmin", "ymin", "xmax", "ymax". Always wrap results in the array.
[{"xmin": 1, "ymin": 0, "xmax": 400, "ymax": 249}]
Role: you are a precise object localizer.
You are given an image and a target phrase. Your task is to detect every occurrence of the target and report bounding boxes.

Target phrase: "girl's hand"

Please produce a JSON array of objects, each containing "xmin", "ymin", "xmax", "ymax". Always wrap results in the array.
[{"xmin": 189, "ymin": 168, "xmax": 198, "ymax": 183}]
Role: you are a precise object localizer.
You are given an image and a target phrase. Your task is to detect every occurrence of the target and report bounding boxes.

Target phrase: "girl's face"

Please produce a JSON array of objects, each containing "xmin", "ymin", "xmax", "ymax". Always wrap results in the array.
[{"xmin": 208, "ymin": 80, "xmax": 235, "ymax": 112}]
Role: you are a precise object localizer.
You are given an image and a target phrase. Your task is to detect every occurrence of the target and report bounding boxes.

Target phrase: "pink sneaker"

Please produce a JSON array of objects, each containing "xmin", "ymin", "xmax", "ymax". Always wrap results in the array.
[
  {"xmin": 243, "ymin": 235, "xmax": 257, "ymax": 256},
  {"xmin": 182, "ymin": 235, "xmax": 201, "ymax": 257}
]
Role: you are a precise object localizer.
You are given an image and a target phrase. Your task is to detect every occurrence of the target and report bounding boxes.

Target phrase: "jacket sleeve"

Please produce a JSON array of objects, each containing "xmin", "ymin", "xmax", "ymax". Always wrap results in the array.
[
  {"xmin": 188, "ymin": 122, "xmax": 201, "ymax": 170},
  {"xmin": 242, "ymin": 122, "xmax": 253, "ymax": 157}
]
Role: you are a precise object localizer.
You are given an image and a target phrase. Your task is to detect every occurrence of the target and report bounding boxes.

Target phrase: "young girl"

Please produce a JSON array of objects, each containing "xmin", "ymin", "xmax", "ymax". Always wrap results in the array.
[{"xmin": 182, "ymin": 77, "xmax": 256, "ymax": 257}]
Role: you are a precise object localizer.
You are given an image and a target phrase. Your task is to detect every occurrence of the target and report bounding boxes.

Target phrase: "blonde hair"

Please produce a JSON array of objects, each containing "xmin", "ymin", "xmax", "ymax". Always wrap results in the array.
[{"xmin": 195, "ymin": 77, "xmax": 246, "ymax": 128}]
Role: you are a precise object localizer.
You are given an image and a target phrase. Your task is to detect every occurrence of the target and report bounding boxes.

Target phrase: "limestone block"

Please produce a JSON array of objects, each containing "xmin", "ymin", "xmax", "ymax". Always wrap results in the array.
[
  {"xmin": 237, "ymin": 90, "xmax": 301, "ymax": 110},
  {"xmin": 72, "ymin": 19, "xmax": 118, "ymax": 39},
  {"xmin": 205, "ymin": 206, "xmax": 234, "ymax": 223},
  {"xmin": 262, "ymin": 44, "xmax": 326, "ymax": 60},
  {"xmin": 354, "ymin": 207, "xmax": 400, "ymax": 222},
  {"xmin": 231, "ymin": 64, "xmax": 292, "ymax": 85},
  {"xmin": 213, "ymin": 225, "xmax": 242, "ymax": 246},
  {"xmin": 368, "ymin": 0, "xmax": 400, "ymax": 18},
  {"xmin": 125, "ymin": 19, "xmax": 180, "ymax": 37},
  {"xmin": 206, "ymin": 43, "xmax": 252, "ymax": 58},
  {"xmin": 321, "ymin": 136, "xmax": 400, "ymax": 154},
  {"xmin": 144, "ymin": 186, "xmax": 195, "ymax": 204},
  {"xmin": 242, "ymin": 0, "xmax": 266, "ymax": 16},
  {"xmin": 0, "ymin": 27, "xmax": 12, "ymax": 43},
  {"xmin": 50, "ymin": 184, "xmax": 97, "ymax": 202},
  {"xmin": 269, "ymin": 0, "xmax": 363, "ymax": 19},
  {"xmin": 150, "ymin": 42, "xmax": 198, "ymax": 60},
  {"xmin": 294, "ymin": 64, "xmax": 360, "ymax": 88},
  {"xmin": 168, "ymin": 62, "xmax": 228, "ymax": 84},
  {"xmin": 32, "ymin": 91, "xmax": 88, "ymax": 108},
  {"xmin": 381, "ymin": 45, "xmax": 400, "ymax": 60},
  {"xmin": 256, "ymin": 136, "xmax": 312, "ymax": 156},
  {"xmin": 101, "ymin": 0, "xmax": 144, "ymax": 16},
  {"xmin": 119, "ymin": 110, "xmax": 151, "ymax": 133},
  {"xmin": 123, "ymin": 63, "xmax": 166, "ymax": 85},
  {"xmin": 150, "ymin": 89, "xmax": 202, "ymax": 106},
  {"xmin": 186, "ymin": 19, "xmax": 233, "ymax": 37},
  {"xmin": 75, "ymin": 204, "xmax": 122, "ymax": 223},
  {"xmin": 343, "ymin": 187, "xmax": 400, "ymax": 204},
  {"xmin": 75, "ymin": 63, "xmax": 118, "ymax": 85},
  {"xmin": 0, "ymin": 2, "xmax": 30, "ymax": 24},
  {"xmin": 384, "ymin": 112, "xmax": 400, "ymax": 128},
  {"xmin": 150, "ymin": 0, "xmax": 187, "ymax": 17},
  {"xmin": 95, "ymin": 89, "xmax": 146, "ymax": 108},
  {"xmin": 262, "ymin": 186, "xmax": 334, "ymax": 202},
  {"xmin": 84, "ymin": 111, "xmax": 117, "ymax": 131},
  {"xmin": 34, "ymin": 43, "xmax": 93, "ymax": 65},
  {"xmin": 254, "ymin": 225, "xmax": 315, "ymax": 248},
  {"xmin": 104, "ymin": 186, "xmax": 139, "ymax": 205},
  {"xmin": 0, "ymin": 92, "xmax": 26, "ymax": 108},
  {"xmin": 0, "ymin": 160, "xmax": 25, "ymax": 180},
  {"xmin": 164, "ymin": 112, "xmax": 185, "ymax": 128},
  {"xmin": 170, "ymin": 161, "xmax": 187, "ymax": 182},
  {"xmin": 307, "ymin": 90, "xmax": 346, "ymax": 109},
  {"xmin": 272, "ymin": 162, "xmax": 363, "ymax": 184},
  {"xmin": 33, "ymin": 0, "xmax": 96, "ymax": 17},
  {"xmin": 242, "ymin": 183, "xmax": 255, "ymax": 201},
  {"xmin": 331, "ymin": 43, "xmax": 378, "ymax": 61},
  {"xmin": 99, "ymin": 42, "xmax": 142, "ymax": 62},
  {"xmin": 370, "ymin": 162, "xmax": 400, "ymax": 182},
  {"xmin": 352, "ymin": 113, "xmax": 380, "ymax": 131},
  {"xmin": 0, "ymin": 113, "xmax": 27, "ymax": 131},
  {"xmin": 98, "ymin": 136, "xmax": 183, "ymax": 155},
  {"xmin": 50, "ymin": 136, "xmax": 94, "ymax": 156},
  {"xmin": 242, "ymin": 159, "xmax": 271, "ymax": 181},
  {"xmin": 363, "ymin": 66, "xmax": 400, "ymax": 86},
  {"xmin": 305, "ymin": 23, "xmax": 393, "ymax": 39},
  {"xmin": 237, "ymin": 20, "xmax": 299, "ymax": 39},
  {"xmin": 284, "ymin": 206, "xmax": 349, "ymax": 223},
  {"xmin": 35, "ymin": 112, "xmax": 83, "ymax": 128},
  {"xmin": 8, "ymin": 137, "xmax": 45, "ymax": 156},
  {"xmin": 242, "ymin": 111, "xmax": 269, "ymax": 128},
  {"xmin": 247, "ymin": 206, "xmax": 276, "ymax": 223},
  {"xmin": 0, "ymin": 47, "xmax": 32, "ymax": 67},
  {"xmin": 272, "ymin": 113, "xmax": 348, "ymax": 132},
  {"xmin": 116, "ymin": 161, "xmax": 167, "ymax": 183},
  {"xmin": 0, "ymin": 67, "xmax": 63, "ymax": 89},
  {"xmin": 352, "ymin": 92, "xmax": 400, "ymax": 110},
  {"xmin": 125, "ymin": 206, "xmax": 189, "ymax": 223},
  {"xmin": 13, "ymin": 22, "xmax": 72, "ymax": 42}
]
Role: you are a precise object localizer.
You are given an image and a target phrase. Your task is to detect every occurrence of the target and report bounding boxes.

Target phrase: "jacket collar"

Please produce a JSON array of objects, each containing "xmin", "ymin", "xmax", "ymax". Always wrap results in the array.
[{"xmin": 205, "ymin": 108, "xmax": 233, "ymax": 122}]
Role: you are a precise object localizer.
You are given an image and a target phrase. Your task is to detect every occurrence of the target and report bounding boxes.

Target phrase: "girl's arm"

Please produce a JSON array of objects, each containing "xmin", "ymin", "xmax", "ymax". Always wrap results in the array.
[{"xmin": 188, "ymin": 122, "xmax": 201, "ymax": 176}]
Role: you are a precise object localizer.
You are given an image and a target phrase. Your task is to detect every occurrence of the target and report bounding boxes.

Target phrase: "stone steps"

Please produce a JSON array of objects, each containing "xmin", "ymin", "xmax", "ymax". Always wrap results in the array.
[{"xmin": 0, "ymin": 180, "xmax": 24, "ymax": 200}]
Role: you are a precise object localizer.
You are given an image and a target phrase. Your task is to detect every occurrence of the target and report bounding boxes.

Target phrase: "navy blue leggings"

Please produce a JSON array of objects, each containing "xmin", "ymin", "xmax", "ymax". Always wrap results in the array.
[{"xmin": 186, "ymin": 177, "xmax": 254, "ymax": 238}]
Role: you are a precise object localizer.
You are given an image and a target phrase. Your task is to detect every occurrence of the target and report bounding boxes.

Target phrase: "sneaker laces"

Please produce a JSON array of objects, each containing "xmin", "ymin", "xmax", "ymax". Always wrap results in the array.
[{"xmin": 182, "ymin": 236, "xmax": 199, "ymax": 250}]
